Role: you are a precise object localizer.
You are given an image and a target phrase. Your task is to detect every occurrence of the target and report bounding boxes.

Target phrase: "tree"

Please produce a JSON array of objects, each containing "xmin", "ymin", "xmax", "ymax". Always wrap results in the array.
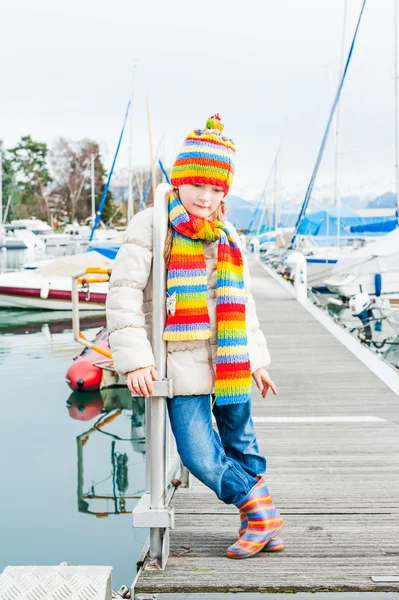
[
  {"xmin": 8, "ymin": 135, "xmax": 51, "ymax": 221},
  {"xmin": 49, "ymin": 138, "xmax": 121, "ymax": 223},
  {"xmin": 0, "ymin": 141, "xmax": 20, "ymax": 222},
  {"xmin": 111, "ymin": 165, "xmax": 166, "ymax": 221}
]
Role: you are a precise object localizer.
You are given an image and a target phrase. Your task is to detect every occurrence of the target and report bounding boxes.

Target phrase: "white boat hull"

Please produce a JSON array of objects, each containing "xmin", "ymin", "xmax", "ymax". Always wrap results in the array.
[
  {"xmin": 324, "ymin": 271, "xmax": 399, "ymax": 300},
  {"xmin": 0, "ymin": 271, "xmax": 108, "ymax": 310},
  {"xmin": 0, "ymin": 293, "xmax": 105, "ymax": 311}
]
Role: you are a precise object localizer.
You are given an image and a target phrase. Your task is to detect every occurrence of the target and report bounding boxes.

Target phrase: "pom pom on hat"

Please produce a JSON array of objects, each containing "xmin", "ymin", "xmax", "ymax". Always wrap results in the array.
[
  {"xmin": 206, "ymin": 113, "xmax": 224, "ymax": 132},
  {"xmin": 170, "ymin": 114, "xmax": 236, "ymax": 197}
]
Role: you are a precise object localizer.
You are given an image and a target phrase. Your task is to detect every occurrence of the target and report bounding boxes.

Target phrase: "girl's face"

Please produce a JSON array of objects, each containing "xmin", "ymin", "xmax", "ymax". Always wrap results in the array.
[{"xmin": 178, "ymin": 184, "xmax": 225, "ymax": 219}]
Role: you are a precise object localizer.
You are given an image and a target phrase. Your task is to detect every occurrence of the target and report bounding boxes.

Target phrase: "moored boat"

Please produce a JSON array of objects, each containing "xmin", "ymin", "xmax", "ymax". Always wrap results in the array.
[
  {"xmin": 324, "ymin": 228, "xmax": 399, "ymax": 300},
  {"xmin": 0, "ymin": 250, "xmax": 112, "ymax": 310}
]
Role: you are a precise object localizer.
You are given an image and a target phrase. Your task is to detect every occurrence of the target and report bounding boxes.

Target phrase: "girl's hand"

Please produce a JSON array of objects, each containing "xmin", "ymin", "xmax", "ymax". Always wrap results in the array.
[
  {"xmin": 252, "ymin": 368, "xmax": 277, "ymax": 399},
  {"xmin": 126, "ymin": 366, "xmax": 158, "ymax": 398}
]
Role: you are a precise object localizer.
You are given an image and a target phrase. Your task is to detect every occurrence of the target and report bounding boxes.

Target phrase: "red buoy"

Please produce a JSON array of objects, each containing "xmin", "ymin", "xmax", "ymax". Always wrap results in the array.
[{"xmin": 66, "ymin": 327, "xmax": 110, "ymax": 392}]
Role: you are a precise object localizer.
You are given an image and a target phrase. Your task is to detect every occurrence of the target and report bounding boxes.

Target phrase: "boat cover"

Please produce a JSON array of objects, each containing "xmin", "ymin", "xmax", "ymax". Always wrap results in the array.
[
  {"xmin": 330, "ymin": 227, "xmax": 399, "ymax": 275},
  {"xmin": 35, "ymin": 250, "xmax": 114, "ymax": 277}
]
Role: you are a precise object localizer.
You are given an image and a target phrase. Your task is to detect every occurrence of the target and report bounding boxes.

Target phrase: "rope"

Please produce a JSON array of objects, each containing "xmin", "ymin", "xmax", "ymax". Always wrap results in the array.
[
  {"xmin": 159, "ymin": 159, "xmax": 171, "ymax": 184},
  {"xmin": 246, "ymin": 143, "xmax": 281, "ymax": 235}
]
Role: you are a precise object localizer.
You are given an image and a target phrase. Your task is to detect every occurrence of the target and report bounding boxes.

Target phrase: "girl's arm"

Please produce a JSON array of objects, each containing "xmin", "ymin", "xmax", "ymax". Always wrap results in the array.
[{"xmin": 106, "ymin": 208, "xmax": 155, "ymax": 375}]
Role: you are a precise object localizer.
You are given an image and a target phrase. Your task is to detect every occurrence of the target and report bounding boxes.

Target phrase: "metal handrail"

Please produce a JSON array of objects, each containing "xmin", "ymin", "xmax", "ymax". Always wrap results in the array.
[{"xmin": 132, "ymin": 183, "xmax": 190, "ymax": 570}]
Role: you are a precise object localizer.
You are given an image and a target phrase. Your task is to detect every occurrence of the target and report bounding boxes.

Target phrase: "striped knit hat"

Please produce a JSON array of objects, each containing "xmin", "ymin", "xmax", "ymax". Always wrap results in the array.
[{"xmin": 170, "ymin": 114, "xmax": 236, "ymax": 197}]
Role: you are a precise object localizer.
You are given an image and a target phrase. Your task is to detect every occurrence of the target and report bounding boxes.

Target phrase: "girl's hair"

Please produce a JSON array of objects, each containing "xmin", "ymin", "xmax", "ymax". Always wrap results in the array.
[{"xmin": 163, "ymin": 189, "xmax": 226, "ymax": 267}]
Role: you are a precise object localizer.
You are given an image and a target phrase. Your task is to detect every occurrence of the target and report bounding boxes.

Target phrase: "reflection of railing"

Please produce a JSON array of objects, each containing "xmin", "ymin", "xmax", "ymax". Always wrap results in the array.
[
  {"xmin": 77, "ymin": 410, "xmax": 142, "ymax": 517},
  {"xmin": 132, "ymin": 183, "xmax": 190, "ymax": 570}
]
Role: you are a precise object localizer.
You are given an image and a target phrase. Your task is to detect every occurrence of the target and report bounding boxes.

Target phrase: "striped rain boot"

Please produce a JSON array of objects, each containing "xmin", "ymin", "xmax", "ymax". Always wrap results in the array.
[
  {"xmin": 226, "ymin": 476, "xmax": 284, "ymax": 559},
  {"xmin": 239, "ymin": 511, "xmax": 284, "ymax": 552}
]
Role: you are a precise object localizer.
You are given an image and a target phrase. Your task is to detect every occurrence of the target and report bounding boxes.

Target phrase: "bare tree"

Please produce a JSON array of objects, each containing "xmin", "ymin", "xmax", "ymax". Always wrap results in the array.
[{"xmin": 49, "ymin": 138, "xmax": 119, "ymax": 222}]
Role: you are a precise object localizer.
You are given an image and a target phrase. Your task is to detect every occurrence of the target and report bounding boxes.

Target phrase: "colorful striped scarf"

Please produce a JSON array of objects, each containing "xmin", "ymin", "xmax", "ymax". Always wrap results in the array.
[{"xmin": 163, "ymin": 190, "xmax": 252, "ymax": 405}]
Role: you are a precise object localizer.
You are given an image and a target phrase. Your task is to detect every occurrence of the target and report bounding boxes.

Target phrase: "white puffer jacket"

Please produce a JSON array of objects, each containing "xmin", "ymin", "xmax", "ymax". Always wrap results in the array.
[{"xmin": 106, "ymin": 206, "xmax": 270, "ymax": 396}]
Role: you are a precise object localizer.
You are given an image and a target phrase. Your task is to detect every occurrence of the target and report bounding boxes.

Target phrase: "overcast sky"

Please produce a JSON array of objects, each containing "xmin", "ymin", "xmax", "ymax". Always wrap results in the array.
[{"xmin": 1, "ymin": 0, "xmax": 397, "ymax": 204}]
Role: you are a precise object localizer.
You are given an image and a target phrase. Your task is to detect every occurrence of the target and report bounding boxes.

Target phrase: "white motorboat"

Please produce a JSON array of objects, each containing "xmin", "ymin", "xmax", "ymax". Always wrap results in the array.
[
  {"xmin": 298, "ymin": 238, "xmax": 356, "ymax": 288},
  {"xmin": 324, "ymin": 228, "xmax": 399, "ymax": 300},
  {"xmin": 7, "ymin": 218, "xmax": 53, "ymax": 235},
  {"xmin": 0, "ymin": 250, "xmax": 112, "ymax": 310},
  {"xmin": 0, "ymin": 227, "xmax": 46, "ymax": 250},
  {"xmin": 42, "ymin": 223, "xmax": 122, "ymax": 248},
  {"xmin": 266, "ymin": 236, "xmax": 360, "ymax": 288}
]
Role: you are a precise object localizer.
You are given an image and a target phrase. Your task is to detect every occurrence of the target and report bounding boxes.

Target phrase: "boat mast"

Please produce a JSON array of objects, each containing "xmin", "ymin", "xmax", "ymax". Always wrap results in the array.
[
  {"xmin": 255, "ymin": 141, "xmax": 282, "ymax": 237},
  {"xmin": 91, "ymin": 153, "xmax": 96, "ymax": 226},
  {"xmin": 394, "ymin": 0, "xmax": 399, "ymax": 225},
  {"xmin": 335, "ymin": 0, "xmax": 348, "ymax": 247},
  {"xmin": 147, "ymin": 95, "xmax": 157, "ymax": 204},
  {"xmin": 273, "ymin": 155, "xmax": 278, "ymax": 230},
  {"xmin": 127, "ymin": 66, "xmax": 137, "ymax": 223},
  {"xmin": 290, "ymin": 0, "xmax": 367, "ymax": 248}
]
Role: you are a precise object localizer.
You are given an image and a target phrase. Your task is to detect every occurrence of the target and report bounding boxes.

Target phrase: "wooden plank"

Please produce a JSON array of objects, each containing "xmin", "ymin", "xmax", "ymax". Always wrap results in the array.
[{"xmin": 135, "ymin": 257, "xmax": 399, "ymax": 594}]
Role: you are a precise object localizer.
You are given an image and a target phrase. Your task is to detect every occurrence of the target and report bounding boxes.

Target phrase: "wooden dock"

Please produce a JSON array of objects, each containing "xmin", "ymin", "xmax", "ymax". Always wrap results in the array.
[{"xmin": 135, "ymin": 256, "xmax": 399, "ymax": 596}]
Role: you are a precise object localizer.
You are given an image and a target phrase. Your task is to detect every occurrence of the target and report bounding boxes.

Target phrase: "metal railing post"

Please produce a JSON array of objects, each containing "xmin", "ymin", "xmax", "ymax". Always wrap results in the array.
[
  {"xmin": 249, "ymin": 237, "xmax": 260, "ymax": 259},
  {"xmin": 149, "ymin": 183, "xmax": 169, "ymax": 560},
  {"xmin": 132, "ymin": 183, "xmax": 179, "ymax": 571},
  {"xmin": 287, "ymin": 251, "xmax": 308, "ymax": 303}
]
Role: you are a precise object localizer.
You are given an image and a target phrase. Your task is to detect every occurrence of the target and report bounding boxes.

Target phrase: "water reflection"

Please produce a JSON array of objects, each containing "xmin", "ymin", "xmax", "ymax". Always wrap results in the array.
[
  {"xmin": 0, "ymin": 310, "xmax": 105, "ymax": 335},
  {"xmin": 67, "ymin": 388, "xmax": 145, "ymax": 518},
  {"xmin": 0, "ymin": 301, "xmax": 147, "ymax": 587}
]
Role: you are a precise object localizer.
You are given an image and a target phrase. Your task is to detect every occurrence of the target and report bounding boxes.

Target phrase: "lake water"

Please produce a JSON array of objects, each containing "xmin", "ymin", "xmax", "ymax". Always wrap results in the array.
[{"xmin": 0, "ymin": 306, "xmax": 148, "ymax": 589}]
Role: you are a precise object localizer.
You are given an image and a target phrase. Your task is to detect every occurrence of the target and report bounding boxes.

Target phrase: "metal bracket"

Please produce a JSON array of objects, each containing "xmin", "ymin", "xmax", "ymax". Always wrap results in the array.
[
  {"xmin": 132, "ymin": 493, "xmax": 175, "ymax": 529},
  {"xmin": 130, "ymin": 379, "xmax": 173, "ymax": 399},
  {"xmin": 151, "ymin": 379, "xmax": 173, "ymax": 398}
]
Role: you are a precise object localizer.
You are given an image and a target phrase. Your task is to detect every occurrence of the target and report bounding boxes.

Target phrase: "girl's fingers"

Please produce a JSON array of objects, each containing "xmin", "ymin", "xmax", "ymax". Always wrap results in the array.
[
  {"xmin": 132, "ymin": 377, "xmax": 141, "ymax": 396},
  {"xmin": 150, "ymin": 367, "xmax": 158, "ymax": 380},
  {"xmin": 268, "ymin": 379, "xmax": 278, "ymax": 395},
  {"xmin": 127, "ymin": 377, "xmax": 135, "ymax": 394},
  {"xmin": 138, "ymin": 377, "xmax": 149, "ymax": 397},
  {"xmin": 260, "ymin": 377, "xmax": 278, "ymax": 398},
  {"xmin": 145, "ymin": 374, "xmax": 154, "ymax": 396}
]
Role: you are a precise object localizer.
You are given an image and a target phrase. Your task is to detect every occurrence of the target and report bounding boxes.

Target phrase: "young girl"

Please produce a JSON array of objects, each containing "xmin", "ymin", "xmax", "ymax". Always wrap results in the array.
[{"xmin": 106, "ymin": 114, "xmax": 284, "ymax": 559}]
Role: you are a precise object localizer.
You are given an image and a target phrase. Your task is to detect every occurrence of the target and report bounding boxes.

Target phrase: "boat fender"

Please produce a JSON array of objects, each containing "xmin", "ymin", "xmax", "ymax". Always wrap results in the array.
[
  {"xmin": 40, "ymin": 280, "xmax": 50, "ymax": 299},
  {"xmin": 66, "ymin": 360, "xmax": 103, "ymax": 391},
  {"xmin": 374, "ymin": 273, "xmax": 382, "ymax": 297}
]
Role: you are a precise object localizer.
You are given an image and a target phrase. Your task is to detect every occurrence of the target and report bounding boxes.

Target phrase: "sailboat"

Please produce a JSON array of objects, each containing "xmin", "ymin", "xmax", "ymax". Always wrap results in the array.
[
  {"xmin": 324, "ymin": 227, "xmax": 399, "ymax": 300},
  {"xmin": 0, "ymin": 250, "xmax": 111, "ymax": 310},
  {"xmin": 324, "ymin": 1, "xmax": 399, "ymax": 301}
]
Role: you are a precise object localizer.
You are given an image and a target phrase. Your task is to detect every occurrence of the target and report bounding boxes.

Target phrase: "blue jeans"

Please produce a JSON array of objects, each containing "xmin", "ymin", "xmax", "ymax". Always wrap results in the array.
[{"xmin": 166, "ymin": 394, "xmax": 266, "ymax": 505}]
